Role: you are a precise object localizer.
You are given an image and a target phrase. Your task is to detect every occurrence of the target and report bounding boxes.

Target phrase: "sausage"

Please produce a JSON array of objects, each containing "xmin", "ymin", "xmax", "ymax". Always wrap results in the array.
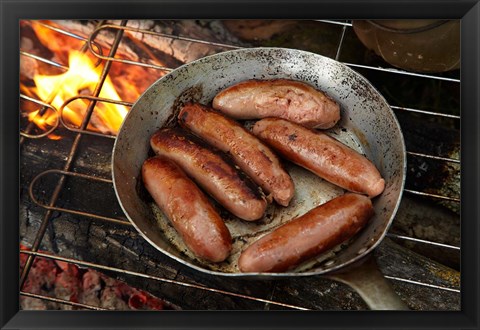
[
  {"xmin": 178, "ymin": 102, "xmax": 295, "ymax": 207},
  {"xmin": 142, "ymin": 156, "xmax": 232, "ymax": 262},
  {"xmin": 212, "ymin": 79, "xmax": 340, "ymax": 129},
  {"xmin": 252, "ymin": 118, "xmax": 385, "ymax": 198},
  {"xmin": 150, "ymin": 127, "xmax": 267, "ymax": 221},
  {"xmin": 238, "ymin": 193, "xmax": 373, "ymax": 272}
]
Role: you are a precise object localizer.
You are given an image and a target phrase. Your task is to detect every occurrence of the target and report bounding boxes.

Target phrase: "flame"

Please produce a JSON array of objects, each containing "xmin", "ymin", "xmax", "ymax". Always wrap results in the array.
[
  {"xmin": 22, "ymin": 20, "xmax": 165, "ymax": 139},
  {"xmin": 31, "ymin": 50, "xmax": 128, "ymax": 135},
  {"xmin": 24, "ymin": 112, "xmax": 61, "ymax": 140},
  {"xmin": 27, "ymin": 110, "xmax": 56, "ymax": 131}
]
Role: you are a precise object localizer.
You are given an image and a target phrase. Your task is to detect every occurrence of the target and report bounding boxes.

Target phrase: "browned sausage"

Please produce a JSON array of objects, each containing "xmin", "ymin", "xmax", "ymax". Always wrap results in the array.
[
  {"xmin": 212, "ymin": 79, "xmax": 340, "ymax": 129},
  {"xmin": 252, "ymin": 118, "xmax": 385, "ymax": 198},
  {"xmin": 142, "ymin": 156, "xmax": 232, "ymax": 262},
  {"xmin": 238, "ymin": 193, "xmax": 373, "ymax": 272},
  {"xmin": 150, "ymin": 127, "xmax": 267, "ymax": 221},
  {"xmin": 178, "ymin": 102, "xmax": 295, "ymax": 207}
]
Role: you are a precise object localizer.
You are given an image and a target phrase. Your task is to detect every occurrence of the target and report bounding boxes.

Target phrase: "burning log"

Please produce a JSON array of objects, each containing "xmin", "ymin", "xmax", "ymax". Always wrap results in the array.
[{"xmin": 114, "ymin": 20, "xmax": 245, "ymax": 63}]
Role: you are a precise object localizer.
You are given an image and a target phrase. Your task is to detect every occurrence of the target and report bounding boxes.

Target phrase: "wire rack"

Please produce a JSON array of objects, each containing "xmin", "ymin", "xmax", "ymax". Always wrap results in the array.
[{"xmin": 19, "ymin": 19, "xmax": 461, "ymax": 310}]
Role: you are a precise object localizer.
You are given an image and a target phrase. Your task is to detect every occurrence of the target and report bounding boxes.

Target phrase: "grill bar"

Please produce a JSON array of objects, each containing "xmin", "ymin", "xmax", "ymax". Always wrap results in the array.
[
  {"xmin": 407, "ymin": 151, "xmax": 460, "ymax": 164},
  {"xmin": 19, "ymin": 21, "xmax": 104, "ymax": 146},
  {"xmin": 28, "ymin": 169, "xmax": 129, "ymax": 225},
  {"xmin": 391, "ymin": 105, "xmax": 460, "ymax": 119},
  {"xmin": 59, "ymin": 95, "xmax": 133, "ymax": 139},
  {"xmin": 404, "ymin": 189, "xmax": 460, "ymax": 202},
  {"xmin": 19, "ymin": 20, "xmax": 129, "ymax": 289},
  {"xmin": 26, "ymin": 169, "xmax": 459, "ymax": 248},
  {"xmin": 30, "ymin": 21, "xmax": 105, "ymax": 60},
  {"xmin": 20, "ymin": 291, "xmax": 108, "ymax": 310},
  {"xmin": 386, "ymin": 233, "xmax": 460, "ymax": 250},
  {"xmin": 384, "ymin": 276, "xmax": 460, "ymax": 293},
  {"xmin": 96, "ymin": 24, "xmax": 243, "ymax": 49},
  {"xmin": 55, "ymin": 21, "xmax": 461, "ymax": 84},
  {"xmin": 314, "ymin": 20, "xmax": 353, "ymax": 26},
  {"xmin": 20, "ymin": 94, "xmax": 60, "ymax": 139},
  {"xmin": 21, "ymin": 248, "xmax": 460, "ymax": 296},
  {"xmin": 335, "ymin": 25, "xmax": 348, "ymax": 61},
  {"xmin": 86, "ymin": 24, "xmax": 240, "ymax": 72},
  {"xmin": 20, "ymin": 51, "xmax": 69, "ymax": 71},
  {"xmin": 344, "ymin": 62, "xmax": 460, "ymax": 82},
  {"xmin": 34, "ymin": 20, "xmax": 92, "ymax": 42}
]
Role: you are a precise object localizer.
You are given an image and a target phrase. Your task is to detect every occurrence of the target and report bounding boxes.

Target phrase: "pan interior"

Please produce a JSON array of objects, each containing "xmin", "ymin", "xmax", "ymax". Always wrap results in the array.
[{"xmin": 112, "ymin": 48, "xmax": 406, "ymax": 277}]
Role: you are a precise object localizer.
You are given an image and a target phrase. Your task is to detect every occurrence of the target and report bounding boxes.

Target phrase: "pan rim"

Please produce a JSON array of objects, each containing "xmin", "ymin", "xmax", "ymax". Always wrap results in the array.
[{"xmin": 112, "ymin": 47, "xmax": 407, "ymax": 278}]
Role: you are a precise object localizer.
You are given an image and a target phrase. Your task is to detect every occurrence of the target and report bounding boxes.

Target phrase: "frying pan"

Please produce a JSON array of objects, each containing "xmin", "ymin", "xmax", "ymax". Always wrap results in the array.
[{"xmin": 112, "ymin": 48, "xmax": 408, "ymax": 310}]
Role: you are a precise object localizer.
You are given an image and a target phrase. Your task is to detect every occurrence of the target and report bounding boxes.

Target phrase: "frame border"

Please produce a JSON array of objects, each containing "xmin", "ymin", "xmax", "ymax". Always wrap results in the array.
[{"xmin": 1, "ymin": 0, "xmax": 478, "ymax": 329}]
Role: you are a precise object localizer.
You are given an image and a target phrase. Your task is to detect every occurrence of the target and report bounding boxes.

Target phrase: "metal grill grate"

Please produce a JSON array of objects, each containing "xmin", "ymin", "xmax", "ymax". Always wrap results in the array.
[{"xmin": 19, "ymin": 19, "xmax": 461, "ymax": 310}]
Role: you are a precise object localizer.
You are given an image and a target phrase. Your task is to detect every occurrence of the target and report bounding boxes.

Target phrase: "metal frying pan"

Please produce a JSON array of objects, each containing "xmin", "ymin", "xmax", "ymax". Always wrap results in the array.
[{"xmin": 112, "ymin": 48, "xmax": 408, "ymax": 310}]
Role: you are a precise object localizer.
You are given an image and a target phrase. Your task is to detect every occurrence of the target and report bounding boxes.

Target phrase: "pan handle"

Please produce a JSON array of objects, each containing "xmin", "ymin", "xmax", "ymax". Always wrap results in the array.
[{"xmin": 325, "ymin": 255, "xmax": 409, "ymax": 310}]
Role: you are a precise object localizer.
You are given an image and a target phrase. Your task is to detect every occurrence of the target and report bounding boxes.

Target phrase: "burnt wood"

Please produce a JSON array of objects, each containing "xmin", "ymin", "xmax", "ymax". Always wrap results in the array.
[{"xmin": 20, "ymin": 124, "xmax": 460, "ymax": 310}]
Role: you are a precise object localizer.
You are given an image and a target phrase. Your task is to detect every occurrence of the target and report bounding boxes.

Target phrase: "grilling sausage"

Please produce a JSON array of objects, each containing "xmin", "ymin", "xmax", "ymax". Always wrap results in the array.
[
  {"xmin": 142, "ymin": 156, "xmax": 232, "ymax": 262},
  {"xmin": 178, "ymin": 102, "xmax": 295, "ymax": 206},
  {"xmin": 212, "ymin": 79, "xmax": 340, "ymax": 129},
  {"xmin": 150, "ymin": 128, "xmax": 267, "ymax": 221},
  {"xmin": 238, "ymin": 193, "xmax": 373, "ymax": 272},
  {"xmin": 252, "ymin": 118, "xmax": 385, "ymax": 198}
]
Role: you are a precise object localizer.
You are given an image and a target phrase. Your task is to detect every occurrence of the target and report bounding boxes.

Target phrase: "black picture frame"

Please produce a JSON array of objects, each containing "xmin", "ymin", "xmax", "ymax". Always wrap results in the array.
[{"xmin": 1, "ymin": 0, "xmax": 479, "ymax": 329}]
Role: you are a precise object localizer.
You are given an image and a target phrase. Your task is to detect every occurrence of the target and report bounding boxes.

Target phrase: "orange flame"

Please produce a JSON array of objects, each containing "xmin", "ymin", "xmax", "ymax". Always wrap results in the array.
[
  {"xmin": 22, "ymin": 20, "xmax": 165, "ymax": 139},
  {"xmin": 22, "ymin": 21, "xmax": 134, "ymax": 138},
  {"xmin": 31, "ymin": 50, "xmax": 128, "ymax": 135}
]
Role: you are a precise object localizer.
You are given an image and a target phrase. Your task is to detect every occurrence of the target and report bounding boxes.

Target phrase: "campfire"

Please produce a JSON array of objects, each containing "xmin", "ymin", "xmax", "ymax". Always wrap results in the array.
[
  {"xmin": 19, "ymin": 19, "xmax": 174, "ymax": 310},
  {"xmin": 20, "ymin": 20, "xmax": 165, "ymax": 138},
  {"xmin": 19, "ymin": 19, "xmax": 460, "ymax": 311}
]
